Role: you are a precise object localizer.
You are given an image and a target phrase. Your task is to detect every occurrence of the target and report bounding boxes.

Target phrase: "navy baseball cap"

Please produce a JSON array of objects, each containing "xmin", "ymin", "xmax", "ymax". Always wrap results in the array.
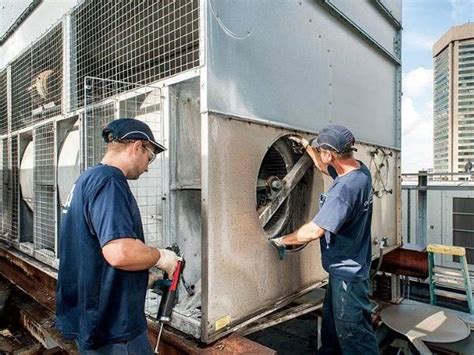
[
  {"xmin": 102, "ymin": 118, "xmax": 166, "ymax": 154},
  {"xmin": 311, "ymin": 124, "xmax": 356, "ymax": 153}
]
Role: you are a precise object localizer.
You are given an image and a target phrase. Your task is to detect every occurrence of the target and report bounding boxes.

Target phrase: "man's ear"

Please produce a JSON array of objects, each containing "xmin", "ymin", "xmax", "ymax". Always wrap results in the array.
[{"xmin": 132, "ymin": 140, "xmax": 143, "ymax": 152}]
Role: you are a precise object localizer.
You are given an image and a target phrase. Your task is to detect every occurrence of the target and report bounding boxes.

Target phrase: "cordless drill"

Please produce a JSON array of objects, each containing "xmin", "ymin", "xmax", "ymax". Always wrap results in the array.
[{"xmin": 154, "ymin": 244, "xmax": 185, "ymax": 353}]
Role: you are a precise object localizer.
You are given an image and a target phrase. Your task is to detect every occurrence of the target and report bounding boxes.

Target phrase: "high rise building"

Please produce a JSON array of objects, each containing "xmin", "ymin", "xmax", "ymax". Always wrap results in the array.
[{"xmin": 433, "ymin": 23, "xmax": 474, "ymax": 173}]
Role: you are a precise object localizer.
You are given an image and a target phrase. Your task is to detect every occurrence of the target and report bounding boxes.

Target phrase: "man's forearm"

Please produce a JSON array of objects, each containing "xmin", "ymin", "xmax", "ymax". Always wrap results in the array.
[
  {"xmin": 281, "ymin": 221, "xmax": 325, "ymax": 245},
  {"xmin": 306, "ymin": 147, "xmax": 329, "ymax": 176},
  {"xmin": 102, "ymin": 238, "xmax": 160, "ymax": 271}
]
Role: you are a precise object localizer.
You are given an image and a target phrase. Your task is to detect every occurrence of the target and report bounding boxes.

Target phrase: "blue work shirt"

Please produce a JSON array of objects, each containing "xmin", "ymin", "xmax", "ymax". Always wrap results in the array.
[
  {"xmin": 56, "ymin": 164, "xmax": 148, "ymax": 349},
  {"xmin": 314, "ymin": 162, "xmax": 373, "ymax": 281}
]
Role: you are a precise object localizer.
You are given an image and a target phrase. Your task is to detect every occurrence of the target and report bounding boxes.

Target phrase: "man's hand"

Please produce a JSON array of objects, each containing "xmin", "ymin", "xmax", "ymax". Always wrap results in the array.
[
  {"xmin": 156, "ymin": 248, "xmax": 181, "ymax": 277},
  {"xmin": 289, "ymin": 136, "xmax": 311, "ymax": 152},
  {"xmin": 269, "ymin": 237, "xmax": 287, "ymax": 260}
]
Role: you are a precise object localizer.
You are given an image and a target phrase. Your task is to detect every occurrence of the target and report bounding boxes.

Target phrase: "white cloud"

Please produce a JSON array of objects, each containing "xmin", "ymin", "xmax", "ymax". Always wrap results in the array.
[
  {"xmin": 449, "ymin": 0, "xmax": 474, "ymax": 21},
  {"xmin": 401, "ymin": 67, "xmax": 434, "ymax": 172},
  {"xmin": 403, "ymin": 32, "xmax": 437, "ymax": 51},
  {"xmin": 403, "ymin": 67, "xmax": 433, "ymax": 99}
]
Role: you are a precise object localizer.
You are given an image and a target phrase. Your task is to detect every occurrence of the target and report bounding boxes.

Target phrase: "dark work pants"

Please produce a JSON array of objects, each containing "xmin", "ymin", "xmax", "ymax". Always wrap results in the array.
[
  {"xmin": 317, "ymin": 276, "xmax": 379, "ymax": 355},
  {"xmin": 75, "ymin": 330, "xmax": 154, "ymax": 355}
]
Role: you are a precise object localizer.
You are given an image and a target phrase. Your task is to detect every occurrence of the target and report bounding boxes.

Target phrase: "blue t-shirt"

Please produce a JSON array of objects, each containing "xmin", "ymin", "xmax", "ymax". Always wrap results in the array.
[
  {"xmin": 56, "ymin": 164, "xmax": 148, "ymax": 349},
  {"xmin": 314, "ymin": 162, "xmax": 373, "ymax": 281}
]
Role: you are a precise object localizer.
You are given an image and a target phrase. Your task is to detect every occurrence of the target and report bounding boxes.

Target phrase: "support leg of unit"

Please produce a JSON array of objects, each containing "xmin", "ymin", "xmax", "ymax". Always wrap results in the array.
[
  {"xmin": 428, "ymin": 251, "xmax": 436, "ymax": 306},
  {"xmin": 390, "ymin": 274, "xmax": 402, "ymax": 303},
  {"xmin": 460, "ymin": 255, "xmax": 474, "ymax": 314}
]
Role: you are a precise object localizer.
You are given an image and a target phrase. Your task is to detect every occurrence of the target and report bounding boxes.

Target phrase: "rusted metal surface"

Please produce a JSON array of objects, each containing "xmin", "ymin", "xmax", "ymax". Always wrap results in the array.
[
  {"xmin": 379, "ymin": 244, "xmax": 429, "ymax": 278},
  {"xmin": 0, "ymin": 254, "xmax": 56, "ymax": 313},
  {"xmin": 10, "ymin": 291, "xmax": 76, "ymax": 353},
  {"xmin": 147, "ymin": 320, "xmax": 276, "ymax": 354},
  {"xmin": 1, "ymin": 246, "xmax": 275, "ymax": 353}
]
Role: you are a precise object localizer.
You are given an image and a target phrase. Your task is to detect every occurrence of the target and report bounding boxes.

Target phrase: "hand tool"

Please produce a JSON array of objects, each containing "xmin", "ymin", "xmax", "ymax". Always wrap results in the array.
[{"xmin": 154, "ymin": 244, "xmax": 188, "ymax": 354}]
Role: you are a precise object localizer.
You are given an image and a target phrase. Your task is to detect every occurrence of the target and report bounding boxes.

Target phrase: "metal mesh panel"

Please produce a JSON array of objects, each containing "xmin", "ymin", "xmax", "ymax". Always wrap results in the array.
[
  {"xmin": 34, "ymin": 123, "xmax": 56, "ymax": 253},
  {"xmin": 11, "ymin": 24, "xmax": 63, "ymax": 131},
  {"xmin": 85, "ymin": 78, "xmax": 164, "ymax": 318},
  {"xmin": 7, "ymin": 136, "xmax": 19, "ymax": 241},
  {"xmin": 84, "ymin": 79, "xmax": 163, "ymax": 242},
  {"xmin": 74, "ymin": 0, "xmax": 199, "ymax": 108},
  {"xmin": 35, "ymin": 123, "xmax": 55, "ymax": 185},
  {"xmin": 34, "ymin": 185, "xmax": 55, "ymax": 253},
  {"xmin": 11, "ymin": 50, "xmax": 32, "ymax": 131},
  {"xmin": 0, "ymin": 70, "xmax": 7, "ymax": 134},
  {"xmin": 85, "ymin": 103, "xmax": 115, "ymax": 168},
  {"xmin": 0, "ymin": 139, "xmax": 4, "ymax": 238},
  {"xmin": 121, "ymin": 90, "xmax": 163, "ymax": 247}
]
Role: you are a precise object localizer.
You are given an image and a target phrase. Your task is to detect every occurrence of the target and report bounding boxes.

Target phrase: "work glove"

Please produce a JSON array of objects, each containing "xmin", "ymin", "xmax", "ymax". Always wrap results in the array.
[
  {"xmin": 288, "ymin": 136, "xmax": 311, "ymax": 153},
  {"xmin": 269, "ymin": 237, "xmax": 286, "ymax": 261},
  {"xmin": 156, "ymin": 248, "xmax": 181, "ymax": 278}
]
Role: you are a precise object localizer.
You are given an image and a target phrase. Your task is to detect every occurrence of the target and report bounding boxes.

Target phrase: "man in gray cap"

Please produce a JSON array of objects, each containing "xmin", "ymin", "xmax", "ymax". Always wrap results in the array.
[
  {"xmin": 56, "ymin": 118, "xmax": 180, "ymax": 354},
  {"xmin": 271, "ymin": 124, "xmax": 378, "ymax": 354}
]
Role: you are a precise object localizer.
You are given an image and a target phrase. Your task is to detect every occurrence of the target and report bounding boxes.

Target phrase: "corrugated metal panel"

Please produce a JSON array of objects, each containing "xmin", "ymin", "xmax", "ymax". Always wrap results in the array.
[{"xmin": 73, "ymin": 0, "xmax": 199, "ymax": 108}]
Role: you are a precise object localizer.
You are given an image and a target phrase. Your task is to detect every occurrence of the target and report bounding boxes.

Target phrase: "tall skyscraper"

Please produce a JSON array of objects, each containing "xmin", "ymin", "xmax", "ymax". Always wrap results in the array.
[{"xmin": 433, "ymin": 23, "xmax": 474, "ymax": 173}]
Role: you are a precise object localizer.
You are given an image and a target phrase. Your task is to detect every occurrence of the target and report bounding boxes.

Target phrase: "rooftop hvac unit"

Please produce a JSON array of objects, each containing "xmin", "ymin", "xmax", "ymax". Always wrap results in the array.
[
  {"xmin": 0, "ymin": 70, "xmax": 7, "ymax": 134},
  {"xmin": 10, "ymin": 24, "xmax": 63, "ymax": 131},
  {"xmin": 0, "ymin": 0, "xmax": 402, "ymax": 345},
  {"xmin": 159, "ymin": 1, "xmax": 401, "ymax": 343},
  {"xmin": 72, "ymin": 0, "xmax": 199, "ymax": 109}
]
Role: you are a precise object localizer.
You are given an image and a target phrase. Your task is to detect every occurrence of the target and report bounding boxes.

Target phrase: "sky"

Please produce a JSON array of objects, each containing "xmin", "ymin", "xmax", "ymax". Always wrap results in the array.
[{"xmin": 1, "ymin": 0, "xmax": 474, "ymax": 172}]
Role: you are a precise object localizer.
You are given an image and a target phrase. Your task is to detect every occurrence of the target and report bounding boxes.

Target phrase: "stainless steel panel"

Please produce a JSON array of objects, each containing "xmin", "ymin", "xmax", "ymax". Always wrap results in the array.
[
  {"xmin": 202, "ymin": 114, "xmax": 400, "ymax": 341},
  {"xmin": 328, "ymin": 0, "xmax": 400, "ymax": 57},
  {"xmin": 202, "ymin": 114, "xmax": 326, "ymax": 342},
  {"xmin": 169, "ymin": 78, "xmax": 201, "ymax": 188},
  {"xmin": 378, "ymin": 0, "xmax": 402, "ymax": 24},
  {"xmin": 205, "ymin": 0, "xmax": 401, "ymax": 148}
]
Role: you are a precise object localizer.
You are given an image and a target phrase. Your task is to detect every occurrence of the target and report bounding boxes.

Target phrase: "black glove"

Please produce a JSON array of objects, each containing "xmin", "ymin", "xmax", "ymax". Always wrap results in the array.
[{"xmin": 269, "ymin": 237, "xmax": 286, "ymax": 261}]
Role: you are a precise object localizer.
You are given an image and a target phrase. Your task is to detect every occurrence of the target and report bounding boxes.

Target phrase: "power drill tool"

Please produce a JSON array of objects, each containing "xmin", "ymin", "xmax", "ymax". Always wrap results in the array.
[{"xmin": 154, "ymin": 244, "xmax": 189, "ymax": 354}]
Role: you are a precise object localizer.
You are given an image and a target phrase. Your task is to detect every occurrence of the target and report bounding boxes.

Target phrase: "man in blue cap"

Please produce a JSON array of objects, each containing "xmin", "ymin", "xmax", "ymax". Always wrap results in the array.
[
  {"xmin": 56, "ymin": 118, "xmax": 180, "ymax": 354},
  {"xmin": 271, "ymin": 124, "xmax": 378, "ymax": 354}
]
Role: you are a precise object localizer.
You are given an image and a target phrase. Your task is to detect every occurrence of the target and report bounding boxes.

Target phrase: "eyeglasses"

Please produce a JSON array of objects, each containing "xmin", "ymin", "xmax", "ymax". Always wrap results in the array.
[{"xmin": 143, "ymin": 145, "xmax": 156, "ymax": 164}]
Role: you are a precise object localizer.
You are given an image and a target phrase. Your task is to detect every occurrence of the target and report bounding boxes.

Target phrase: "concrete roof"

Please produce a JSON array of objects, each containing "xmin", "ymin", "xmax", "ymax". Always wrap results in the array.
[{"xmin": 433, "ymin": 23, "xmax": 474, "ymax": 57}]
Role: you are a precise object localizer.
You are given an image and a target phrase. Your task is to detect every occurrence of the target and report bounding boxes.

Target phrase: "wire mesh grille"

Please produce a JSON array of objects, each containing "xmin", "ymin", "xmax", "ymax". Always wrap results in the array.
[
  {"xmin": 84, "ymin": 78, "xmax": 164, "ymax": 249},
  {"xmin": 0, "ymin": 70, "xmax": 7, "ymax": 134},
  {"xmin": 34, "ymin": 185, "xmax": 55, "ymax": 252},
  {"xmin": 84, "ymin": 103, "xmax": 115, "ymax": 168},
  {"xmin": 7, "ymin": 136, "xmax": 19, "ymax": 241},
  {"xmin": 10, "ymin": 24, "xmax": 63, "ymax": 131},
  {"xmin": 34, "ymin": 122, "xmax": 56, "ymax": 253},
  {"xmin": 0, "ymin": 139, "xmax": 4, "ymax": 238},
  {"xmin": 74, "ymin": 0, "xmax": 199, "ymax": 109},
  {"xmin": 35, "ymin": 123, "xmax": 55, "ymax": 185}
]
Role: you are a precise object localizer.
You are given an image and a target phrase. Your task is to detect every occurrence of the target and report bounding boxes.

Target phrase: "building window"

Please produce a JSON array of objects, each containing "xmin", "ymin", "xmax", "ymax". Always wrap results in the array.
[{"xmin": 453, "ymin": 198, "xmax": 474, "ymax": 264}]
